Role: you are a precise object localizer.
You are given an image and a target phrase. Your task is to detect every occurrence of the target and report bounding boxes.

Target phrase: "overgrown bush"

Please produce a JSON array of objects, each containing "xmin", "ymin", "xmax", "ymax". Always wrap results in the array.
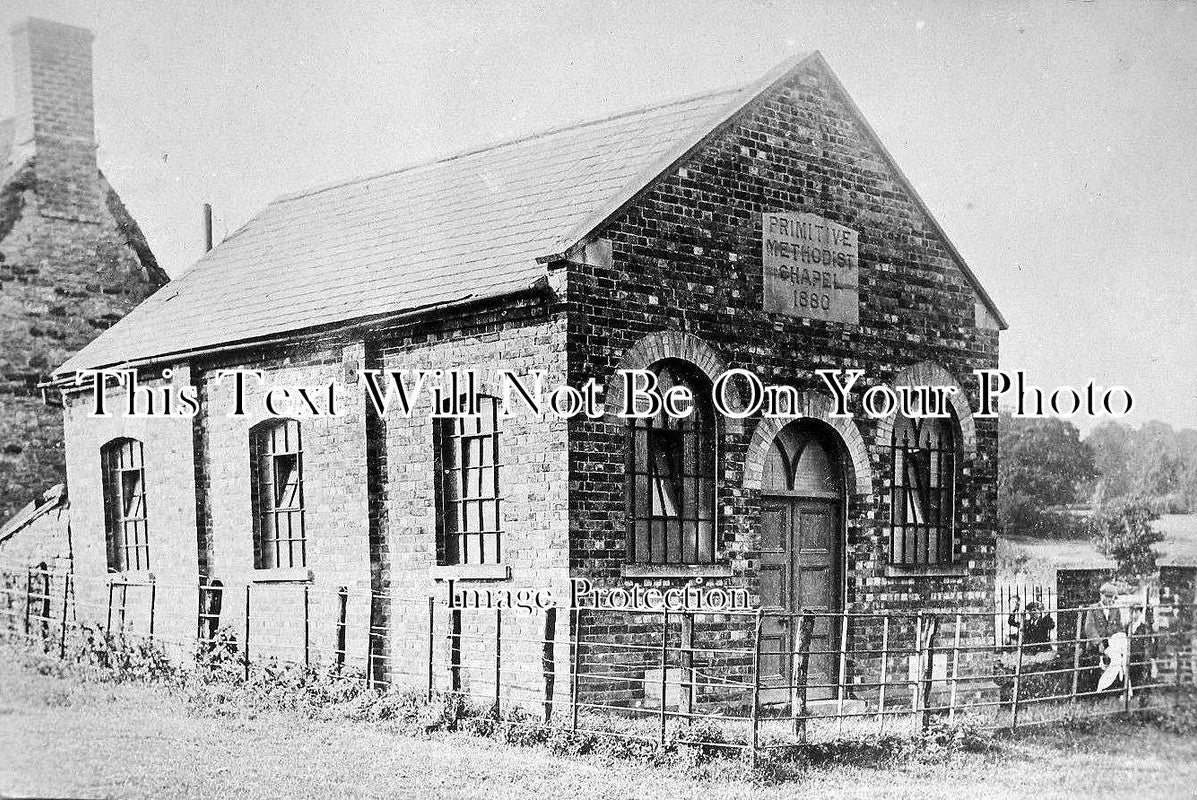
[
  {"xmin": 1090, "ymin": 496, "xmax": 1164, "ymax": 579},
  {"xmin": 73, "ymin": 625, "xmax": 175, "ymax": 683}
]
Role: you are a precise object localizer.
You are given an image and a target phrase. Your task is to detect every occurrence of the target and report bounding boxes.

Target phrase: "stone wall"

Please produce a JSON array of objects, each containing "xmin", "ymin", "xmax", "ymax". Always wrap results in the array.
[{"xmin": 0, "ymin": 19, "xmax": 166, "ymax": 522}]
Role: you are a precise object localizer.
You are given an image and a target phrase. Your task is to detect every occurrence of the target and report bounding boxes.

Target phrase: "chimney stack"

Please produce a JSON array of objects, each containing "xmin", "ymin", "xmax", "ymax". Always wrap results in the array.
[
  {"xmin": 10, "ymin": 18, "xmax": 101, "ymax": 222},
  {"xmin": 203, "ymin": 203, "xmax": 213, "ymax": 252}
]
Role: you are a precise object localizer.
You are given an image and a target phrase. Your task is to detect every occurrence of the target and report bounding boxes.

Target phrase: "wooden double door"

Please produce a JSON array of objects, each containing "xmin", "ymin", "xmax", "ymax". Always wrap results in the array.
[{"xmin": 758, "ymin": 496, "xmax": 842, "ymax": 704}]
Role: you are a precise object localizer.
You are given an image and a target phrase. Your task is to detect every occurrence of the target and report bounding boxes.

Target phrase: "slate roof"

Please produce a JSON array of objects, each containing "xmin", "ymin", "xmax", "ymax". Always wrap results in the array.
[
  {"xmin": 0, "ymin": 484, "xmax": 67, "ymax": 548},
  {"xmin": 56, "ymin": 52, "xmax": 1005, "ymax": 378}
]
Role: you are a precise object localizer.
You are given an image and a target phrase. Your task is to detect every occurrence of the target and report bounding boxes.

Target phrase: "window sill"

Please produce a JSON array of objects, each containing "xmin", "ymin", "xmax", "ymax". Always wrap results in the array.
[
  {"xmin": 884, "ymin": 564, "xmax": 969, "ymax": 578},
  {"xmin": 251, "ymin": 567, "xmax": 314, "ymax": 584},
  {"xmin": 622, "ymin": 564, "xmax": 733, "ymax": 580},
  {"xmin": 107, "ymin": 571, "xmax": 154, "ymax": 585},
  {"xmin": 429, "ymin": 564, "xmax": 510, "ymax": 582}
]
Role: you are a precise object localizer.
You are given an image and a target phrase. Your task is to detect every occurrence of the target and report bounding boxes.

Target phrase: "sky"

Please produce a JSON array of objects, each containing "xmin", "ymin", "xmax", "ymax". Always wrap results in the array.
[{"xmin": 1, "ymin": 0, "xmax": 1194, "ymax": 431}]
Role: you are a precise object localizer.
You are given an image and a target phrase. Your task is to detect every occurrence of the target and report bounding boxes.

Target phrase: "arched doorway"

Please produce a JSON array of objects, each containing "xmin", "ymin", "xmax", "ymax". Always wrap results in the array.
[{"xmin": 758, "ymin": 420, "xmax": 846, "ymax": 704}]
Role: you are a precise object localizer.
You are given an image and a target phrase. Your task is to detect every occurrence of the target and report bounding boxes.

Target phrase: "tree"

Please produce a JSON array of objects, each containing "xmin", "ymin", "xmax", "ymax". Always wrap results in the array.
[
  {"xmin": 998, "ymin": 413, "xmax": 1096, "ymax": 538},
  {"xmin": 1087, "ymin": 420, "xmax": 1197, "ymax": 513},
  {"xmin": 1089, "ymin": 497, "xmax": 1165, "ymax": 579}
]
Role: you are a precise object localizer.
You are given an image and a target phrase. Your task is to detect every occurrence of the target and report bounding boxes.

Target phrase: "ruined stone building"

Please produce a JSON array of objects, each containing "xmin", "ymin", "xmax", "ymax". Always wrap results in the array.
[
  {"xmin": 0, "ymin": 18, "xmax": 166, "ymax": 538},
  {"xmin": 49, "ymin": 52, "xmax": 1006, "ymax": 710}
]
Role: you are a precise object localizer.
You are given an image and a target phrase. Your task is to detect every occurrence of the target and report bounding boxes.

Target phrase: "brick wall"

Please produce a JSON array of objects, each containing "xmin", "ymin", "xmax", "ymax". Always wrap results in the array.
[
  {"xmin": 189, "ymin": 339, "xmax": 373, "ymax": 670},
  {"xmin": 564, "ymin": 59, "xmax": 1001, "ymax": 700},
  {"xmin": 372, "ymin": 295, "xmax": 571, "ymax": 696},
  {"xmin": 9, "ymin": 19, "xmax": 100, "ymax": 222},
  {"xmin": 62, "ymin": 367, "xmax": 200, "ymax": 658}
]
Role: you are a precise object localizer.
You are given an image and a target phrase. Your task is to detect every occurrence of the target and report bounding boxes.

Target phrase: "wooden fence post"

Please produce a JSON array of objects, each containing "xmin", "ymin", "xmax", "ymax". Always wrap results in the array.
[
  {"xmin": 148, "ymin": 579, "xmax": 157, "ymax": 646},
  {"xmin": 877, "ymin": 615, "xmax": 890, "ymax": 734},
  {"xmin": 920, "ymin": 615, "xmax": 939, "ymax": 730},
  {"xmin": 541, "ymin": 606, "xmax": 557, "ymax": 723},
  {"xmin": 749, "ymin": 608, "xmax": 764, "ymax": 769},
  {"xmin": 494, "ymin": 608, "xmax": 503, "ymax": 718},
  {"xmin": 366, "ymin": 592, "xmax": 375, "ymax": 692},
  {"xmin": 1010, "ymin": 622, "xmax": 1025, "ymax": 730},
  {"xmin": 835, "ymin": 611, "xmax": 850, "ymax": 736},
  {"xmin": 335, "ymin": 586, "xmax": 348, "ymax": 671},
  {"xmin": 793, "ymin": 614, "xmax": 813, "ymax": 741},
  {"xmin": 1123, "ymin": 618, "xmax": 1134, "ymax": 715},
  {"xmin": 911, "ymin": 613, "xmax": 924, "ymax": 733},
  {"xmin": 1071, "ymin": 611, "xmax": 1084, "ymax": 702},
  {"xmin": 119, "ymin": 583, "xmax": 129, "ymax": 634},
  {"xmin": 243, "ymin": 584, "xmax": 251, "ymax": 681},
  {"xmin": 303, "ymin": 585, "xmax": 311, "ymax": 669},
  {"xmin": 659, "ymin": 609, "xmax": 669, "ymax": 746},
  {"xmin": 427, "ymin": 596, "xmax": 435, "ymax": 700},
  {"xmin": 948, "ymin": 614, "xmax": 963, "ymax": 724},
  {"xmin": 24, "ymin": 569, "xmax": 32, "ymax": 637},
  {"xmin": 105, "ymin": 581, "xmax": 114, "ymax": 638},
  {"xmin": 58, "ymin": 573, "xmax": 70, "ymax": 658},
  {"xmin": 570, "ymin": 607, "xmax": 581, "ymax": 732}
]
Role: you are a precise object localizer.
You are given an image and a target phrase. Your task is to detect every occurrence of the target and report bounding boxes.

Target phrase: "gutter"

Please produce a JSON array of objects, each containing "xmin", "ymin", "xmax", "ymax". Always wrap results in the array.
[{"xmin": 40, "ymin": 281, "xmax": 552, "ymax": 394}]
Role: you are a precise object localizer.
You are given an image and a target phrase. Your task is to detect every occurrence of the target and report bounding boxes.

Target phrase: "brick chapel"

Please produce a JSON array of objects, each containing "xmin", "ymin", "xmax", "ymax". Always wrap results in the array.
[{"xmin": 48, "ymin": 52, "xmax": 1006, "ymax": 708}]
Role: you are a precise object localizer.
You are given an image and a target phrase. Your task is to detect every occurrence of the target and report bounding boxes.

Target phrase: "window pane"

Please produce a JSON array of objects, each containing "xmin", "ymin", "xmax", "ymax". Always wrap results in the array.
[
  {"xmin": 626, "ymin": 363, "xmax": 715, "ymax": 564},
  {"xmin": 274, "ymin": 454, "xmax": 300, "ymax": 509},
  {"xmin": 251, "ymin": 421, "xmax": 305, "ymax": 569}
]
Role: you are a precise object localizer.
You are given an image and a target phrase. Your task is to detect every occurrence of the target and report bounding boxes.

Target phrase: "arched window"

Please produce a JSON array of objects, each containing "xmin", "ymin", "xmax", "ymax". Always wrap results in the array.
[
  {"xmin": 250, "ymin": 419, "xmax": 306, "ymax": 569},
  {"xmin": 628, "ymin": 361, "xmax": 716, "ymax": 564},
  {"xmin": 890, "ymin": 412, "xmax": 956, "ymax": 565},
  {"xmin": 101, "ymin": 438, "xmax": 149, "ymax": 572},
  {"xmin": 437, "ymin": 396, "xmax": 502, "ymax": 565}
]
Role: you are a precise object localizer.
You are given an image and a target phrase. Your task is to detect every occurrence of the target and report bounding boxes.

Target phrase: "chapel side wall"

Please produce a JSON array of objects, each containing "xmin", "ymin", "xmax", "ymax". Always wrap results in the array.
[
  {"xmin": 193, "ymin": 339, "xmax": 373, "ymax": 673},
  {"xmin": 61, "ymin": 367, "xmax": 199, "ymax": 659},
  {"xmin": 566, "ymin": 59, "xmax": 1000, "ymax": 703},
  {"xmin": 374, "ymin": 297, "xmax": 573, "ymax": 705}
]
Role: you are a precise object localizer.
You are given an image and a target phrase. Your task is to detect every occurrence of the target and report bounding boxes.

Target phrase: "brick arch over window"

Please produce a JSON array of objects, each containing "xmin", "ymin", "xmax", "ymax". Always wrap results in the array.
[
  {"xmin": 605, "ymin": 331, "xmax": 742, "ymax": 413},
  {"xmin": 874, "ymin": 362, "xmax": 977, "ymax": 459},
  {"xmin": 743, "ymin": 394, "xmax": 873, "ymax": 496}
]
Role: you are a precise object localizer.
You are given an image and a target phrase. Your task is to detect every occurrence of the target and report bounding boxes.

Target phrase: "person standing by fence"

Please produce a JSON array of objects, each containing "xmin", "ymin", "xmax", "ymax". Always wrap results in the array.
[
  {"xmin": 1008, "ymin": 599, "xmax": 1055, "ymax": 654},
  {"xmin": 1081, "ymin": 582, "xmax": 1126, "ymax": 693}
]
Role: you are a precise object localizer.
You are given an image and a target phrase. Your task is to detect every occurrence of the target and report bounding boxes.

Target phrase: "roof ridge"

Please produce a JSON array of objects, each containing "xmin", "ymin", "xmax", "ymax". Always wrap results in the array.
[{"xmin": 271, "ymin": 82, "xmax": 746, "ymax": 205}]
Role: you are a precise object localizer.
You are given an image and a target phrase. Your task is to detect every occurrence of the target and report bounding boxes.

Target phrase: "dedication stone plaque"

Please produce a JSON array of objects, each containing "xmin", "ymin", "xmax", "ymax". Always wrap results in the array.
[{"xmin": 762, "ymin": 212, "xmax": 860, "ymax": 325}]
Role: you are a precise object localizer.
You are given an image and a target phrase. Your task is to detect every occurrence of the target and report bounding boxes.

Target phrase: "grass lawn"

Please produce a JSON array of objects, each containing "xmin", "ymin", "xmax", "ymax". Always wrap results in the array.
[
  {"xmin": 1001, "ymin": 514, "xmax": 1197, "ymax": 584},
  {"xmin": 2, "ymin": 659, "xmax": 1197, "ymax": 799}
]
